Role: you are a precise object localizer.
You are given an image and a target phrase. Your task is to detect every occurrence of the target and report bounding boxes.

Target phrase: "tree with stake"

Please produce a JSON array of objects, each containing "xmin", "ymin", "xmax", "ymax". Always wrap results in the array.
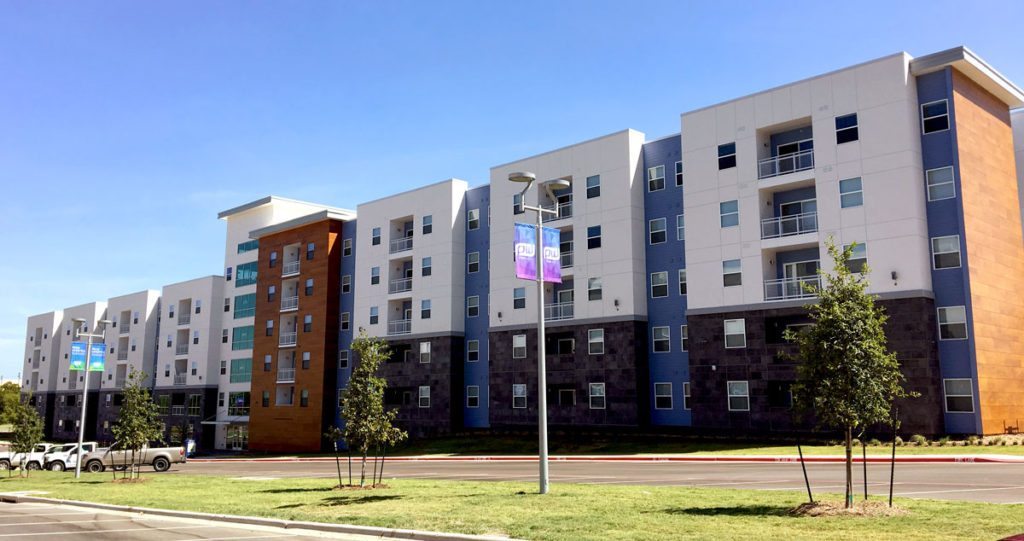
[
  {"xmin": 324, "ymin": 426, "xmax": 345, "ymax": 489},
  {"xmin": 787, "ymin": 238, "xmax": 915, "ymax": 509},
  {"xmin": 110, "ymin": 369, "xmax": 163, "ymax": 480},
  {"xmin": 9, "ymin": 394, "xmax": 44, "ymax": 478}
]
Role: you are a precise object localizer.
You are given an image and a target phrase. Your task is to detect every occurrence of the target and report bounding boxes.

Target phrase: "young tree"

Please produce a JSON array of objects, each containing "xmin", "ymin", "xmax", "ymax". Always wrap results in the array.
[
  {"xmin": 111, "ymin": 369, "xmax": 163, "ymax": 480},
  {"xmin": 787, "ymin": 238, "xmax": 915, "ymax": 508},
  {"xmin": 9, "ymin": 394, "xmax": 44, "ymax": 478},
  {"xmin": 0, "ymin": 381, "xmax": 22, "ymax": 425}
]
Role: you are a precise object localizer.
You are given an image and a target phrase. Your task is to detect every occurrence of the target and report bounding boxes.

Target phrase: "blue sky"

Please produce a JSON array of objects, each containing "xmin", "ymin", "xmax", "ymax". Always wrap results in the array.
[{"xmin": 2, "ymin": 0, "xmax": 1022, "ymax": 380}]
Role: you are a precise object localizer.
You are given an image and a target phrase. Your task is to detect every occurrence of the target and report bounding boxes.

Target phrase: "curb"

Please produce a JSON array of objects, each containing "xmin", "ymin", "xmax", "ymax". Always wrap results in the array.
[
  {"xmin": 0, "ymin": 494, "xmax": 523, "ymax": 541},
  {"xmin": 189, "ymin": 454, "xmax": 1024, "ymax": 465}
]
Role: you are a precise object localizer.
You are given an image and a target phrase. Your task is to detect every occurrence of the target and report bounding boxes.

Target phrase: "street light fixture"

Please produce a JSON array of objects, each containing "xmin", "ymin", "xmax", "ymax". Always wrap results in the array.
[
  {"xmin": 71, "ymin": 317, "xmax": 111, "ymax": 479},
  {"xmin": 508, "ymin": 171, "xmax": 556, "ymax": 495}
]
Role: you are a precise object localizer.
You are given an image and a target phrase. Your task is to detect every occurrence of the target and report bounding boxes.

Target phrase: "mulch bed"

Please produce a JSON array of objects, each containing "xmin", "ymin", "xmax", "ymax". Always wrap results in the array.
[{"xmin": 789, "ymin": 500, "xmax": 908, "ymax": 517}]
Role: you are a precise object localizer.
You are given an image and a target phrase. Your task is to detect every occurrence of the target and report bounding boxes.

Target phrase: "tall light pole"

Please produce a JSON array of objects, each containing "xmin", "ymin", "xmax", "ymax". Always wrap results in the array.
[
  {"xmin": 71, "ymin": 317, "xmax": 110, "ymax": 478},
  {"xmin": 509, "ymin": 171, "xmax": 557, "ymax": 494}
]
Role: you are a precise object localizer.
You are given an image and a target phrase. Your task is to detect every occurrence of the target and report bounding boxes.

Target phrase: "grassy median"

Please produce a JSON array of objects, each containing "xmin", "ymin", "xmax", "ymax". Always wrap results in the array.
[{"xmin": 2, "ymin": 472, "xmax": 1021, "ymax": 540}]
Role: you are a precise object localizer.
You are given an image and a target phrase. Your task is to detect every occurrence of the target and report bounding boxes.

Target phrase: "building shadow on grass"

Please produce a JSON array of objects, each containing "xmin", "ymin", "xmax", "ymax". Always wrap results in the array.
[
  {"xmin": 275, "ymin": 503, "xmax": 305, "ymax": 509},
  {"xmin": 261, "ymin": 487, "xmax": 335, "ymax": 494},
  {"xmin": 320, "ymin": 495, "xmax": 402, "ymax": 507},
  {"xmin": 665, "ymin": 505, "xmax": 793, "ymax": 517}
]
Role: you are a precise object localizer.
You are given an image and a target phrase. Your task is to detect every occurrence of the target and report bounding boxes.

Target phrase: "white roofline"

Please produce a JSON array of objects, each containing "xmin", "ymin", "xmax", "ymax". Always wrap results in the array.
[
  {"xmin": 490, "ymin": 128, "xmax": 644, "ymax": 170},
  {"xmin": 249, "ymin": 209, "xmax": 354, "ymax": 239},
  {"xmin": 217, "ymin": 195, "xmax": 354, "ymax": 220},
  {"xmin": 910, "ymin": 46, "xmax": 1024, "ymax": 109},
  {"xmin": 356, "ymin": 178, "xmax": 469, "ymax": 208}
]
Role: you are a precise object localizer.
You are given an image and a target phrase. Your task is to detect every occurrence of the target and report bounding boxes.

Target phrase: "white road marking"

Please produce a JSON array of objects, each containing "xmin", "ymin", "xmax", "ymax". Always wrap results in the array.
[
  {"xmin": 0, "ymin": 525, "xmax": 213, "ymax": 537},
  {"xmin": 0, "ymin": 518, "xmax": 140, "ymax": 526},
  {"xmin": 895, "ymin": 485, "xmax": 1024, "ymax": 496}
]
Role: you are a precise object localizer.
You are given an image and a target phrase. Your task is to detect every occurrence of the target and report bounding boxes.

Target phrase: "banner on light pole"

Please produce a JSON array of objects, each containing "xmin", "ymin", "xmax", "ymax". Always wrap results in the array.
[
  {"xmin": 88, "ymin": 343, "xmax": 106, "ymax": 372},
  {"xmin": 514, "ymin": 223, "xmax": 561, "ymax": 283},
  {"xmin": 69, "ymin": 341, "xmax": 87, "ymax": 371}
]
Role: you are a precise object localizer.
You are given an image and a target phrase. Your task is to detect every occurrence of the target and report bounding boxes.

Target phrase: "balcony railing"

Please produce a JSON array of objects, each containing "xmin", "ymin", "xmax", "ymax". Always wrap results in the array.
[
  {"xmin": 389, "ymin": 277, "xmax": 413, "ymax": 294},
  {"xmin": 390, "ymin": 236, "xmax": 413, "ymax": 254},
  {"xmin": 560, "ymin": 251, "xmax": 573, "ymax": 269},
  {"xmin": 175, "ymin": 344, "xmax": 189, "ymax": 356},
  {"xmin": 279, "ymin": 332, "xmax": 297, "ymax": 347},
  {"xmin": 227, "ymin": 406, "xmax": 249, "ymax": 416},
  {"xmin": 173, "ymin": 373, "xmax": 187, "ymax": 386},
  {"xmin": 116, "ymin": 351, "xmax": 128, "ymax": 361},
  {"xmin": 277, "ymin": 368, "xmax": 296, "ymax": 383},
  {"xmin": 542, "ymin": 201, "xmax": 573, "ymax": 222},
  {"xmin": 280, "ymin": 296, "xmax": 299, "ymax": 311},
  {"xmin": 761, "ymin": 211, "xmax": 818, "ymax": 239},
  {"xmin": 177, "ymin": 314, "xmax": 191, "ymax": 326},
  {"xmin": 119, "ymin": 325, "xmax": 130, "ymax": 335},
  {"xmin": 388, "ymin": 319, "xmax": 412, "ymax": 336},
  {"xmin": 764, "ymin": 275, "xmax": 821, "ymax": 301},
  {"xmin": 758, "ymin": 149, "xmax": 814, "ymax": 179},
  {"xmin": 114, "ymin": 378, "xmax": 126, "ymax": 388},
  {"xmin": 170, "ymin": 405, "xmax": 185, "ymax": 415},
  {"xmin": 544, "ymin": 301, "xmax": 575, "ymax": 322},
  {"xmin": 282, "ymin": 260, "xmax": 300, "ymax": 276}
]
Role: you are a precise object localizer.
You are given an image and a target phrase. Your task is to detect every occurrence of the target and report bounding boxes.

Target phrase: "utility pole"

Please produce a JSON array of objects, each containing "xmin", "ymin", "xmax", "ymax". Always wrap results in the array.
[{"xmin": 71, "ymin": 317, "xmax": 110, "ymax": 479}]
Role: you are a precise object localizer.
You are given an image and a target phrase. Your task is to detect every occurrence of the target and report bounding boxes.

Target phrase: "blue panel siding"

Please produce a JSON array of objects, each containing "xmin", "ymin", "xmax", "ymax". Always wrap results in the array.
[
  {"xmin": 642, "ymin": 135, "xmax": 690, "ymax": 426},
  {"xmin": 916, "ymin": 69, "xmax": 981, "ymax": 434},
  {"xmin": 769, "ymin": 126, "xmax": 813, "ymax": 157},
  {"xmin": 771, "ymin": 186, "xmax": 817, "ymax": 217},
  {"xmin": 774, "ymin": 247, "xmax": 820, "ymax": 280},
  {"xmin": 336, "ymin": 219, "xmax": 357, "ymax": 430},
  {"xmin": 464, "ymin": 185, "xmax": 491, "ymax": 427}
]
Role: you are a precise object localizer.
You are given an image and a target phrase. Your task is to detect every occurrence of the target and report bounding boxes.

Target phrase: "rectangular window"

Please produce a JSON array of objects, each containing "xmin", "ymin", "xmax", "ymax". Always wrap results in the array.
[
  {"xmin": 237, "ymin": 239, "xmax": 259, "ymax": 254},
  {"xmin": 371, "ymin": 227, "xmax": 381, "ymax": 245},
  {"xmin": 468, "ymin": 209, "xmax": 480, "ymax": 230},
  {"xmin": 264, "ymin": 319, "xmax": 274, "ymax": 337},
  {"xmin": 932, "ymin": 235, "xmax": 961, "ymax": 269},
  {"xmin": 926, "ymin": 166, "xmax": 956, "ymax": 201},
  {"xmin": 222, "ymin": 329, "xmax": 229, "ymax": 343},
  {"xmin": 720, "ymin": 200, "xmax": 739, "ymax": 227},
  {"xmin": 652, "ymin": 326, "xmax": 670, "ymax": 353},
  {"xmin": 261, "ymin": 391, "xmax": 270, "ymax": 407},
  {"xmin": 723, "ymin": 259, "xmax": 742, "ymax": 287},
  {"xmin": 418, "ymin": 386, "xmax": 430, "ymax": 408},
  {"xmin": 231, "ymin": 326, "xmax": 254, "ymax": 351},
  {"xmin": 675, "ymin": 161, "xmax": 683, "ymax": 186},
  {"xmin": 513, "ymin": 287, "xmax": 526, "ymax": 309},
  {"xmin": 845, "ymin": 243, "xmax": 867, "ymax": 273},
  {"xmin": 422, "ymin": 257, "xmax": 432, "ymax": 277},
  {"xmin": 654, "ymin": 382, "xmax": 672, "ymax": 410},
  {"xmin": 587, "ymin": 226, "xmax": 601, "ymax": 249},
  {"xmin": 647, "ymin": 165, "xmax": 665, "ymax": 192},
  {"xmin": 468, "ymin": 251, "xmax": 480, "ymax": 273},
  {"xmin": 588, "ymin": 328, "xmax": 604, "ymax": 355},
  {"xmin": 300, "ymin": 389, "xmax": 309, "ymax": 407},
  {"xmin": 839, "ymin": 177, "xmax": 863, "ymax": 208},
  {"xmin": 341, "ymin": 312, "xmax": 350, "ymax": 331},
  {"xmin": 922, "ymin": 99, "xmax": 949, "ymax": 134},
  {"xmin": 269, "ymin": 251, "xmax": 278, "ymax": 268},
  {"xmin": 727, "ymin": 380, "xmax": 750, "ymax": 411},
  {"xmin": 512, "ymin": 334, "xmax": 527, "ymax": 359},
  {"xmin": 341, "ymin": 275, "xmax": 351, "ymax": 294},
  {"xmin": 724, "ymin": 319, "xmax": 746, "ymax": 348},
  {"xmin": 683, "ymin": 381, "xmax": 691, "ymax": 410},
  {"xmin": 224, "ymin": 297, "xmax": 231, "ymax": 312},
  {"xmin": 589, "ymin": 383, "xmax": 606, "ymax": 409},
  {"xmin": 680, "ymin": 324, "xmax": 688, "ymax": 352},
  {"xmin": 420, "ymin": 341, "xmax": 431, "ymax": 364},
  {"xmin": 678, "ymin": 269, "xmax": 687, "ymax": 295},
  {"xmin": 586, "ymin": 175, "xmax": 600, "ymax": 198},
  {"xmin": 718, "ymin": 142, "xmax": 736, "ymax": 169},
  {"xmin": 650, "ymin": 271, "xmax": 668, "ymax": 298},
  {"xmin": 676, "ymin": 214, "xmax": 685, "ymax": 240},
  {"xmin": 467, "ymin": 340, "xmax": 480, "ymax": 362},
  {"xmin": 422, "ymin": 214, "xmax": 433, "ymax": 235},
  {"xmin": 938, "ymin": 306, "xmax": 968, "ymax": 340},
  {"xmin": 588, "ymin": 277, "xmax": 602, "ymax": 301},
  {"xmin": 306, "ymin": 242, "xmax": 315, "ymax": 260},
  {"xmin": 229, "ymin": 358, "xmax": 252, "ymax": 383},
  {"xmin": 649, "ymin": 218, "xmax": 666, "ymax": 244},
  {"xmin": 335, "ymin": 350, "xmax": 348, "ymax": 369},
  {"xmin": 370, "ymin": 266, "xmax": 380, "ymax": 285},
  {"xmin": 835, "ymin": 113, "xmax": 859, "ymax": 144},
  {"xmin": 228, "ymin": 392, "xmax": 250, "ymax": 416},
  {"xmin": 303, "ymin": 314, "xmax": 312, "ymax": 333},
  {"xmin": 267, "ymin": 285, "xmax": 276, "ymax": 302},
  {"xmin": 943, "ymin": 379, "xmax": 974, "ymax": 413},
  {"xmin": 220, "ymin": 360, "xmax": 227, "ymax": 375},
  {"xmin": 233, "ymin": 293, "xmax": 256, "ymax": 319},
  {"xmin": 466, "ymin": 385, "xmax": 480, "ymax": 408},
  {"xmin": 513, "ymin": 193, "xmax": 524, "ymax": 215},
  {"xmin": 235, "ymin": 262, "xmax": 258, "ymax": 287},
  {"xmin": 467, "ymin": 295, "xmax": 480, "ymax": 318},
  {"xmin": 512, "ymin": 384, "xmax": 527, "ymax": 409},
  {"xmin": 343, "ymin": 238, "xmax": 352, "ymax": 257},
  {"xmin": 225, "ymin": 266, "xmax": 232, "ymax": 281},
  {"xmin": 301, "ymin": 351, "xmax": 310, "ymax": 369},
  {"xmin": 304, "ymin": 278, "xmax": 313, "ymax": 296},
  {"xmin": 369, "ymin": 307, "xmax": 379, "ymax": 325},
  {"xmin": 421, "ymin": 299, "xmax": 431, "ymax": 319}
]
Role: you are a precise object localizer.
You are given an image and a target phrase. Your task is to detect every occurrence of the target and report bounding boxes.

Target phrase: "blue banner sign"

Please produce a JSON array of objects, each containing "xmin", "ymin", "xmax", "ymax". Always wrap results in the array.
[
  {"xmin": 69, "ymin": 341, "xmax": 87, "ymax": 371},
  {"xmin": 89, "ymin": 343, "xmax": 106, "ymax": 372},
  {"xmin": 513, "ymin": 223, "xmax": 561, "ymax": 283}
]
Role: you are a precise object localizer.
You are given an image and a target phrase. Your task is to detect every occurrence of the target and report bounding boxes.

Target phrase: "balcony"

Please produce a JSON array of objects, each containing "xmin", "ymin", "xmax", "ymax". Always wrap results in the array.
[
  {"xmin": 390, "ymin": 237, "xmax": 413, "ymax": 254},
  {"xmin": 119, "ymin": 325, "xmax": 130, "ymax": 335},
  {"xmin": 116, "ymin": 351, "xmax": 128, "ymax": 361},
  {"xmin": 279, "ymin": 332, "xmax": 297, "ymax": 347},
  {"xmin": 277, "ymin": 368, "xmax": 296, "ymax": 383},
  {"xmin": 764, "ymin": 276, "xmax": 821, "ymax": 301},
  {"xmin": 170, "ymin": 405, "xmax": 185, "ymax": 415},
  {"xmin": 389, "ymin": 277, "xmax": 412, "ymax": 294},
  {"xmin": 227, "ymin": 406, "xmax": 249, "ymax": 416},
  {"xmin": 114, "ymin": 377, "xmax": 126, "ymax": 388},
  {"xmin": 175, "ymin": 344, "xmax": 189, "ymax": 356},
  {"xmin": 761, "ymin": 212, "xmax": 818, "ymax": 239},
  {"xmin": 758, "ymin": 149, "xmax": 814, "ymax": 179},
  {"xmin": 544, "ymin": 301, "xmax": 574, "ymax": 322},
  {"xmin": 280, "ymin": 296, "xmax": 299, "ymax": 311},
  {"xmin": 282, "ymin": 260, "xmax": 300, "ymax": 277},
  {"xmin": 173, "ymin": 373, "xmax": 187, "ymax": 386},
  {"xmin": 388, "ymin": 319, "xmax": 412, "ymax": 336},
  {"xmin": 542, "ymin": 201, "xmax": 573, "ymax": 222},
  {"xmin": 177, "ymin": 314, "xmax": 191, "ymax": 326},
  {"xmin": 560, "ymin": 251, "xmax": 574, "ymax": 269}
]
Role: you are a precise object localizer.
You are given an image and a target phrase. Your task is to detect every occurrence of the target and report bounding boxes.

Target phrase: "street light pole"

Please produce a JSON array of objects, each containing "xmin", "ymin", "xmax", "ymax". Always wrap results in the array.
[{"xmin": 72, "ymin": 318, "xmax": 110, "ymax": 479}]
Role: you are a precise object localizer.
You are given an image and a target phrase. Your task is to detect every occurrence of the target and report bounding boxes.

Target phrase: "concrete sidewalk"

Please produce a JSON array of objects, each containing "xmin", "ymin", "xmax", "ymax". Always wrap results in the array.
[{"xmin": 189, "ymin": 453, "xmax": 1024, "ymax": 464}]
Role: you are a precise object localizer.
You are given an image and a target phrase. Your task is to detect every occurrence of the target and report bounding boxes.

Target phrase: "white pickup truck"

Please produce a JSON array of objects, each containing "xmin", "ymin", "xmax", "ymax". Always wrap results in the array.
[
  {"xmin": 0, "ymin": 443, "xmax": 58, "ymax": 471},
  {"xmin": 82, "ymin": 443, "xmax": 186, "ymax": 473},
  {"xmin": 42, "ymin": 442, "xmax": 99, "ymax": 471}
]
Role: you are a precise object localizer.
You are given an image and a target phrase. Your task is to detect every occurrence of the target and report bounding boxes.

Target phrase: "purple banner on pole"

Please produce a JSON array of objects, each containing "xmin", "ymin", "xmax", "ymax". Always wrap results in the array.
[
  {"xmin": 541, "ymin": 226, "xmax": 561, "ymax": 284},
  {"xmin": 514, "ymin": 223, "xmax": 561, "ymax": 283}
]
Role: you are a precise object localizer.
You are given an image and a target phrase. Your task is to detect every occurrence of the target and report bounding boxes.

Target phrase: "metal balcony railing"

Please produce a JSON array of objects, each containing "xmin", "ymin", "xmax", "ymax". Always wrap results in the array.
[
  {"xmin": 390, "ymin": 236, "xmax": 413, "ymax": 254},
  {"xmin": 119, "ymin": 325, "xmax": 130, "ymax": 335},
  {"xmin": 282, "ymin": 260, "xmax": 300, "ymax": 276},
  {"xmin": 175, "ymin": 344, "xmax": 189, "ymax": 356},
  {"xmin": 228, "ymin": 406, "xmax": 249, "ymax": 416},
  {"xmin": 389, "ymin": 277, "xmax": 413, "ymax": 294},
  {"xmin": 388, "ymin": 319, "xmax": 412, "ymax": 336},
  {"xmin": 280, "ymin": 296, "xmax": 299, "ymax": 311},
  {"xmin": 173, "ymin": 373, "xmax": 187, "ymax": 386},
  {"xmin": 116, "ymin": 352, "xmax": 128, "ymax": 361},
  {"xmin": 764, "ymin": 275, "xmax": 821, "ymax": 301},
  {"xmin": 170, "ymin": 405, "xmax": 185, "ymax": 415},
  {"xmin": 758, "ymin": 149, "xmax": 814, "ymax": 179},
  {"xmin": 560, "ymin": 251, "xmax": 573, "ymax": 269},
  {"xmin": 761, "ymin": 211, "xmax": 818, "ymax": 239},
  {"xmin": 279, "ymin": 332, "xmax": 297, "ymax": 347},
  {"xmin": 114, "ymin": 378, "xmax": 126, "ymax": 388},
  {"xmin": 177, "ymin": 314, "xmax": 191, "ymax": 325},
  {"xmin": 544, "ymin": 301, "xmax": 575, "ymax": 322},
  {"xmin": 541, "ymin": 201, "xmax": 573, "ymax": 222},
  {"xmin": 277, "ymin": 368, "xmax": 296, "ymax": 383}
]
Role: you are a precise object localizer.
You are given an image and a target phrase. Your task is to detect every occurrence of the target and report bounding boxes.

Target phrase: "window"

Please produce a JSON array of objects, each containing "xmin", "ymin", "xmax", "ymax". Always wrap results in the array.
[
  {"xmin": 342, "ymin": 238, "xmax": 352, "ymax": 257},
  {"xmin": 267, "ymin": 285, "xmax": 276, "ymax": 302},
  {"xmin": 724, "ymin": 319, "xmax": 746, "ymax": 348},
  {"xmin": 231, "ymin": 326, "xmax": 254, "ymax": 351},
  {"xmin": 647, "ymin": 165, "xmax": 665, "ymax": 192},
  {"xmin": 461, "ymin": 385, "xmax": 481, "ymax": 409},
  {"xmin": 229, "ymin": 358, "xmax": 251, "ymax": 383},
  {"xmin": 683, "ymin": 382, "xmax": 691, "ymax": 410},
  {"xmin": 589, "ymin": 383, "xmax": 606, "ymax": 409},
  {"xmin": 341, "ymin": 275, "xmax": 351, "ymax": 294},
  {"xmin": 727, "ymin": 381, "xmax": 750, "ymax": 411},
  {"xmin": 586, "ymin": 175, "xmax": 600, "ymax": 198},
  {"xmin": 512, "ymin": 384, "xmax": 527, "ymax": 409},
  {"xmin": 839, "ymin": 177, "xmax": 863, "ymax": 208},
  {"xmin": 588, "ymin": 329, "xmax": 604, "ymax": 355},
  {"xmin": 835, "ymin": 113, "xmax": 859, "ymax": 144},
  {"xmin": 228, "ymin": 392, "xmax": 250, "ymax": 416},
  {"xmin": 306, "ymin": 242, "xmax": 315, "ymax": 260},
  {"xmin": 422, "ymin": 215, "xmax": 433, "ymax": 235},
  {"xmin": 261, "ymin": 391, "xmax": 270, "ymax": 407},
  {"xmin": 300, "ymin": 389, "xmax": 309, "ymax": 407},
  {"xmin": 720, "ymin": 200, "xmax": 739, "ymax": 227},
  {"xmin": 676, "ymin": 214, "xmax": 685, "ymax": 240},
  {"xmin": 649, "ymin": 218, "xmax": 666, "ymax": 244},
  {"xmin": 225, "ymin": 267, "xmax": 232, "ymax": 281},
  {"xmin": 223, "ymin": 297, "xmax": 231, "ymax": 313},
  {"xmin": 369, "ymin": 307, "xmax": 379, "ymax": 325},
  {"xmin": 303, "ymin": 314, "xmax": 312, "ymax": 333},
  {"xmin": 237, "ymin": 239, "xmax": 259, "ymax": 254},
  {"xmin": 718, "ymin": 142, "xmax": 736, "ymax": 169},
  {"xmin": 845, "ymin": 243, "xmax": 867, "ymax": 273},
  {"xmin": 468, "ymin": 209, "xmax": 480, "ymax": 230},
  {"xmin": 654, "ymin": 383, "xmax": 672, "ymax": 410},
  {"xmin": 302, "ymin": 351, "xmax": 311, "ymax": 369},
  {"xmin": 926, "ymin": 166, "xmax": 956, "ymax": 201},
  {"xmin": 370, "ymin": 267, "xmax": 380, "ymax": 285},
  {"xmin": 421, "ymin": 299, "xmax": 431, "ymax": 319},
  {"xmin": 468, "ymin": 251, "xmax": 480, "ymax": 273},
  {"xmin": 932, "ymin": 235, "xmax": 961, "ymax": 269},
  {"xmin": 305, "ymin": 278, "xmax": 313, "ymax": 296},
  {"xmin": 420, "ymin": 341, "xmax": 431, "ymax": 363},
  {"xmin": 220, "ymin": 360, "xmax": 227, "ymax": 375},
  {"xmin": 264, "ymin": 320, "xmax": 274, "ymax": 337},
  {"xmin": 723, "ymin": 259, "xmax": 742, "ymax": 287},
  {"xmin": 678, "ymin": 269, "xmax": 687, "ymax": 295},
  {"xmin": 467, "ymin": 340, "xmax": 480, "ymax": 362},
  {"xmin": 513, "ymin": 193, "xmax": 524, "ymax": 215},
  {"xmin": 938, "ymin": 306, "xmax": 968, "ymax": 340},
  {"xmin": 513, "ymin": 288, "xmax": 526, "ymax": 309},
  {"xmin": 337, "ymin": 350, "xmax": 349, "ymax": 369},
  {"xmin": 222, "ymin": 329, "xmax": 229, "ymax": 343},
  {"xmin": 235, "ymin": 262, "xmax": 258, "ymax": 287},
  {"xmin": 922, "ymin": 99, "xmax": 949, "ymax": 134},
  {"xmin": 467, "ymin": 296, "xmax": 480, "ymax": 318},
  {"xmin": 680, "ymin": 325, "xmax": 689, "ymax": 352},
  {"xmin": 675, "ymin": 161, "xmax": 683, "ymax": 186},
  {"xmin": 371, "ymin": 227, "xmax": 381, "ymax": 245},
  {"xmin": 943, "ymin": 379, "xmax": 974, "ymax": 413},
  {"xmin": 650, "ymin": 272, "xmax": 668, "ymax": 298},
  {"xmin": 233, "ymin": 293, "xmax": 256, "ymax": 319},
  {"xmin": 341, "ymin": 312, "xmax": 350, "ymax": 331},
  {"xmin": 652, "ymin": 326, "xmax": 670, "ymax": 353},
  {"xmin": 512, "ymin": 334, "xmax": 527, "ymax": 359},
  {"xmin": 269, "ymin": 251, "xmax": 278, "ymax": 268},
  {"xmin": 588, "ymin": 277, "xmax": 602, "ymax": 301},
  {"xmin": 587, "ymin": 226, "xmax": 601, "ymax": 249},
  {"xmin": 418, "ymin": 386, "xmax": 430, "ymax": 408}
]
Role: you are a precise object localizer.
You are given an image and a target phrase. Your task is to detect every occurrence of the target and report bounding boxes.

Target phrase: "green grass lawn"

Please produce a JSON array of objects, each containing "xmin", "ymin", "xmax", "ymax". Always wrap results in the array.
[{"xmin": 2, "ymin": 473, "xmax": 1022, "ymax": 540}]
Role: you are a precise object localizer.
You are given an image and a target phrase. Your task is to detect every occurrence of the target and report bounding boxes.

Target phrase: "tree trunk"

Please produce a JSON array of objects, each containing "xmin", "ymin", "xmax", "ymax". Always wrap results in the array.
[
  {"xmin": 359, "ymin": 450, "xmax": 367, "ymax": 487},
  {"xmin": 378, "ymin": 446, "xmax": 387, "ymax": 485},
  {"xmin": 348, "ymin": 448, "xmax": 352, "ymax": 487},
  {"xmin": 845, "ymin": 427, "xmax": 854, "ymax": 508},
  {"xmin": 334, "ymin": 445, "xmax": 343, "ymax": 489},
  {"xmin": 372, "ymin": 446, "xmax": 379, "ymax": 487}
]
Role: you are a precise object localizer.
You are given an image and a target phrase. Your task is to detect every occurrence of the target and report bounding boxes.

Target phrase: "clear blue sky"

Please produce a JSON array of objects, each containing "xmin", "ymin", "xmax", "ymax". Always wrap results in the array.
[{"xmin": 2, "ymin": 0, "xmax": 1022, "ymax": 380}]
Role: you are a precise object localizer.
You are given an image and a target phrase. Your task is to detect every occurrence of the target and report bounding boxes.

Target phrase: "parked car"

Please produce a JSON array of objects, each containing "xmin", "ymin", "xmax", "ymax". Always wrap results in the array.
[
  {"xmin": 42, "ymin": 442, "xmax": 98, "ymax": 471},
  {"xmin": 82, "ymin": 443, "xmax": 186, "ymax": 473},
  {"xmin": 0, "ymin": 443, "xmax": 58, "ymax": 471}
]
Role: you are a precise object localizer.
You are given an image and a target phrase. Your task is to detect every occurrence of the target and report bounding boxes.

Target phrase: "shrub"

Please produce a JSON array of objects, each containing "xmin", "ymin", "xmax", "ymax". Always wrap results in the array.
[
  {"xmin": 894, "ymin": 436, "xmax": 904, "ymax": 446},
  {"xmin": 989, "ymin": 437, "xmax": 1003, "ymax": 446},
  {"xmin": 910, "ymin": 434, "xmax": 927, "ymax": 446},
  {"xmin": 967, "ymin": 435, "xmax": 979, "ymax": 446},
  {"xmin": 868, "ymin": 438, "xmax": 882, "ymax": 446},
  {"xmin": 851, "ymin": 438, "xmax": 861, "ymax": 447},
  {"xmin": 938, "ymin": 436, "xmax": 950, "ymax": 447}
]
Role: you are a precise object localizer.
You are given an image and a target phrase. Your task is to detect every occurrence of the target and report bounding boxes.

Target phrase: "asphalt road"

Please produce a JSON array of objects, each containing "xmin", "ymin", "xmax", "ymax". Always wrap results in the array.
[{"xmin": 172, "ymin": 459, "xmax": 1024, "ymax": 504}]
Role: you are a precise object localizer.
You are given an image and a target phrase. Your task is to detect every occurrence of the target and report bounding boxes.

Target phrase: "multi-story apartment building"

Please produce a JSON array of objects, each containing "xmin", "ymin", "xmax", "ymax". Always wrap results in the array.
[
  {"xmin": 51, "ymin": 302, "xmax": 108, "ymax": 441},
  {"xmin": 1015, "ymin": 109, "xmax": 1024, "ymax": 231},
  {"xmin": 22, "ymin": 310, "xmax": 64, "ymax": 438}
]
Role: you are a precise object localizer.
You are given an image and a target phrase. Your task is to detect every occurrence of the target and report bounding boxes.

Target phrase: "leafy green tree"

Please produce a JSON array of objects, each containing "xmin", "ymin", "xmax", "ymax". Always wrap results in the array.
[
  {"xmin": 110, "ymin": 369, "xmax": 163, "ymax": 479},
  {"xmin": 0, "ymin": 381, "xmax": 22, "ymax": 425},
  {"xmin": 9, "ymin": 394, "xmax": 44, "ymax": 478},
  {"xmin": 787, "ymin": 238, "xmax": 915, "ymax": 508}
]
